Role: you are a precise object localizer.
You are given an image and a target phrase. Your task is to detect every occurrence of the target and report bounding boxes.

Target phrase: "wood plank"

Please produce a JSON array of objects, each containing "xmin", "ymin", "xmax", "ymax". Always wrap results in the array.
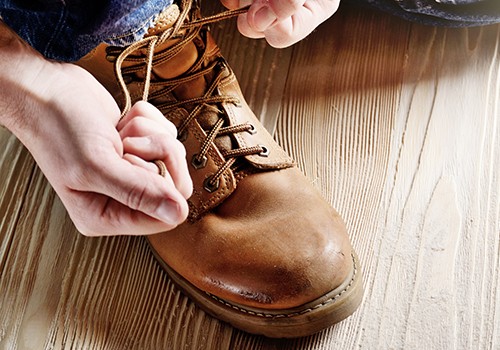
[
  {"xmin": 0, "ymin": 165, "xmax": 234, "ymax": 349},
  {"xmin": 0, "ymin": 129, "xmax": 35, "ymax": 275},
  {"xmin": 0, "ymin": 2, "xmax": 499, "ymax": 349},
  {"xmin": 364, "ymin": 23, "xmax": 500, "ymax": 350}
]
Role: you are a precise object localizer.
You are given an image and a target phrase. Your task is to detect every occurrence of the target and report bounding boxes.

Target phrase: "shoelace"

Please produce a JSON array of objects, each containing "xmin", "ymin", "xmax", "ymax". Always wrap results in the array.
[{"xmin": 111, "ymin": 1, "xmax": 267, "ymax": 192}]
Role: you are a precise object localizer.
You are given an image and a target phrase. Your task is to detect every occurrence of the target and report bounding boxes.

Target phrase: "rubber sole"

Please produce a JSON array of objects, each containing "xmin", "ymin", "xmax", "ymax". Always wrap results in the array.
[{"xmin": 146, "ymin": 239, "xmax": 364, "ymax": 338}]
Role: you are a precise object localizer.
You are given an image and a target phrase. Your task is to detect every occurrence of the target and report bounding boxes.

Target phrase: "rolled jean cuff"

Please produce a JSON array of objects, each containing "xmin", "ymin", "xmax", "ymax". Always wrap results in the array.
[
  {"xmin": 351, "ymin": 0, "xmax": 500, "ymax": 27},
  {"xmin": 103, "ymin": 10, "xmax": 160, "ymax": 47},
  {"xmin": 0, "ymin": 0, "xmax": 173, "ymax": 62}
]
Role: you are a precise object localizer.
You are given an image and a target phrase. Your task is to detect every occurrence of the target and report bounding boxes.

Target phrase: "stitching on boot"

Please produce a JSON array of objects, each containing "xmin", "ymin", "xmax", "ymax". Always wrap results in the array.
[{"xmin": 205, "ymin": 253, "xmax": 358, "ymax": 318}]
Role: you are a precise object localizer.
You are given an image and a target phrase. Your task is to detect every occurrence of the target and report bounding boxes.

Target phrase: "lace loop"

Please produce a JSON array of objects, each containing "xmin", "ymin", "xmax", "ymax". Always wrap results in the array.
[
  {"xmin": 115, "ymin": 2, "xmax": 248, "ymax": 113},
  {"xmin": 114, "ymin": 2, "xmax": 264, "ymax": 192}
]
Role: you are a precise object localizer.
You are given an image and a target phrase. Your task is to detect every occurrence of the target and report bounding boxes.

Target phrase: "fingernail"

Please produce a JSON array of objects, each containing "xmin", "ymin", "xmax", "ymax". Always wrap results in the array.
[
  {"xmin": 254, "ymin": 6, "xmax": 277, "ymax": 31},
  {"xmin": 155, "ymin": 199, "xmax": 181, "ymax": 225}
]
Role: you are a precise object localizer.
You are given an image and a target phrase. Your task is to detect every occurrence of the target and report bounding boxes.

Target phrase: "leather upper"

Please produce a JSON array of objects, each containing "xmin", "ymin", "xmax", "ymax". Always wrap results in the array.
[
  {"xmin": 148, "ymin": 167, "xmax": 352, "ymax": 309},
  {"xmin": 76, "ymin": 3, "xmax": 355, "ymax": 310}
]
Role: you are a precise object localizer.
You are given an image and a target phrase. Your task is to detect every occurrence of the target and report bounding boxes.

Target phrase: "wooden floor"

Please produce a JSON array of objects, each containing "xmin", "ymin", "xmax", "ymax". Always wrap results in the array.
[{"xmin": 1, "ymin": 3, "xmax": 499, "ymax": 349}]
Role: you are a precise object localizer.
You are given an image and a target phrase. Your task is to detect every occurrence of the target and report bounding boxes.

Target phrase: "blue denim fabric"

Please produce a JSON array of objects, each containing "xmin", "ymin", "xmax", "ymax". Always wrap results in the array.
[
  {"xmin": 0, "ymin": 0, "xmax": 499, "ymax": 62},
  {"xmin": 349, "ymin": 0, "xmax": 500, "ymax": 27},
  {"xmin": 0, "ymin": 0, "xmax": 172, "ymax": 62}
]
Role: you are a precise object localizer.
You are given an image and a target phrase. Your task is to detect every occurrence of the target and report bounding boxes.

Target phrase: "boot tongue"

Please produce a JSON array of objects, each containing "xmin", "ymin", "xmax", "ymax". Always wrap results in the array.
[
  {"xmin": 147, "ymin": 4, "xmax": 180, "ymax": 36},
  {"xmin": 147, "ymin": 4, "xmax": 198, "ymax": 80},
  {"xmin": 147, "ymin": 8, "xmax": 234, "ymax": 154}
]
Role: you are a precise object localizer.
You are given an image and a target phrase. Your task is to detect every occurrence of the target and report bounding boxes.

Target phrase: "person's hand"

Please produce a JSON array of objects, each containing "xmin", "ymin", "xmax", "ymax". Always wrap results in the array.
[
  {"xmin": 32, "ymin": 64, "xmax": 192, "ymax": 236},
  {"xmin": 221, "ymin": 0, "xmax": 340, "ymax": 47},
  {"xmin": 1, "ymin": 30, "xmax": 192, "ymax": 236}
]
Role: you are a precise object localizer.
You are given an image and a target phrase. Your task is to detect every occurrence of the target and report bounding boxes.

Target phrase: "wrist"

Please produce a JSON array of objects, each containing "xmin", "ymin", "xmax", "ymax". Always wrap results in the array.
[{"xmin": 0, "ymin": 21, "xmax": 57, "ymax": 138}]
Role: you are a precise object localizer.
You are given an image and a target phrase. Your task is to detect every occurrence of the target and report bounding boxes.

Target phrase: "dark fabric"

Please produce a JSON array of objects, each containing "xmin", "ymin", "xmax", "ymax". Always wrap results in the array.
[
  {"xmin": 0, "ymin": 0, "xmax": 170, "ymax": 61},
  {"xmin": 351, "ymin": 0, "xmax": 500, "ymax": 27},
  {"xmin": 1, "ymin": 0, "xmax": 499, "ymax": 61}
]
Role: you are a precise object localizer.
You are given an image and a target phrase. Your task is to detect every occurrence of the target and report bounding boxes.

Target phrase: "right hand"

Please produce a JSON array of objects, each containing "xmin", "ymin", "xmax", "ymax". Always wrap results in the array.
[{"xmin": 221, "ymin": 0, "xmax": 340, "ymax": 48}]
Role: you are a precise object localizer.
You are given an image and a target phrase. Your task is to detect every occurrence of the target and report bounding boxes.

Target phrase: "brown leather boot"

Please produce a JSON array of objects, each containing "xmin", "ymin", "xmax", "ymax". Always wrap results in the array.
[{"xmin": 76, "ymin": 0, "xmax": 363, "ymax": 338}]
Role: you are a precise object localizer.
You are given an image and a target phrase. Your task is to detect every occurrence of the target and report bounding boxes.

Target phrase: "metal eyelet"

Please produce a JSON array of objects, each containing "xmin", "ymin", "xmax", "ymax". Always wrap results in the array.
[
  {"xmin": 203, "ymin": 176, "xmax": 220, "ymax": 193},
  {"xmin": 191, "ymin": 154, "xmax": 207, "ymax": 169},
  {"xmin": 177, "ymin": 129, "xmax": 188, "ymax": 142},
  {"xmin": 105, "ymin": 47, "xmax": 118, "ymax": 62},
  {"xmin": 217, "ymin": 59, "xmax": 227, "ymax": 70},
  {"xmin": 258, "ymin": 145, "xmax": 270, "ymax": 157},
  {"xmin": 122, "ymin": 74, "xmax": 133, "ymax": 84},
  {"xmin": 247, "ymin": 124, "xmax": 257, "ymax": 135}
]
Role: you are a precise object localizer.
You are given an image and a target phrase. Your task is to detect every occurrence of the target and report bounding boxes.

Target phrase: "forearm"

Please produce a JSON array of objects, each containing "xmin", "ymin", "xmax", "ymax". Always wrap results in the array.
[{"xmin": 0, "ymin": 20, "xmax": 54, "ymax": 139}]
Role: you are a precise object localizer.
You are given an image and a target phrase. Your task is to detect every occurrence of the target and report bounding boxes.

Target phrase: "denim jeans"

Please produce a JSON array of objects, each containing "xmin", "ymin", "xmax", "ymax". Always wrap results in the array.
[
  {"xmin": 0, "ymin": 0, "xmax": 172, "ymax": 61},
  {"xmin": 354, "ymin": 0, "xmax": 500, "ymax": 27},
  {"xmin": 0, "ymin": 0, "xmax": 499, "ymax": 62}
]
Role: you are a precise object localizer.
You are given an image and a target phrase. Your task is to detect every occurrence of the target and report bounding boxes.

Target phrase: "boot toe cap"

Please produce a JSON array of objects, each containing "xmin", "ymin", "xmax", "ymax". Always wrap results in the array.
[{"xmin": 198, "ymin": 212, "xmax": 353, "ymax": 309}]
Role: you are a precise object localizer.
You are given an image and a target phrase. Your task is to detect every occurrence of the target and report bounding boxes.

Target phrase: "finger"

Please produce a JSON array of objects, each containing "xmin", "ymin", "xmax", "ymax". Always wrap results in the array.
[
  {"xmin": 85, "ymin": 153, "xmax": 189, "ymax": 226},
  {"xmin": 240, "ymin": 0, "xmax": 307, "ymax": 39},
  {"xmin": 118, "ymin": 101, "xmax": 177, "ymax": 138},
  {"xmin": 263, "ymin": 16, "xmax": 302, "ymax": 48},
  {"xmin": 248, "ymin": 4, "xmax": 278, "ymax": 32},
  {"xmin": 263, "ymin": 0, "xmax": 337, "ymax": 48},
  {"xmin": 123, "ymin": 135, "xmax": 192, "ymax": 199},
  {"xmin": 123, "ymin": 153, "xmax": 159, "ymax": 174},
  {"xmin": 237, "ymin": 14, "xmax": 266, "ymax": 39},
  {"xmin": 67, "ymin": 190, "xmax": 185, "ymax": 236},
  {"xmin": 119, "ymin": 115, "xmax": 173, "ymax": 140}
]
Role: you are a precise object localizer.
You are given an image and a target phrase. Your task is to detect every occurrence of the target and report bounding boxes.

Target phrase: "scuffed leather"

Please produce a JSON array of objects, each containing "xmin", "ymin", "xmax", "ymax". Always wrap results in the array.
[{"xmin": 148, "ymin": 167, "xmax": 353, "ymax": 309}]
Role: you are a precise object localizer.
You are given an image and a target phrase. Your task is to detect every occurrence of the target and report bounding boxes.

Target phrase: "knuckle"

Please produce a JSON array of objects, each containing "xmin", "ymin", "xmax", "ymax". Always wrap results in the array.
[
  {"xmin": 77, "ymin": 225, "xmax": 96, "ymax": 237},
  {"xmin": 156, "ymin": 135, "xmax": 186, "ymax": 159},
  {"xmin": 130, "ymin": 101, "xmax": 165, "ymax": 123},
  {"xmin": 126, "ymin": 117, "xmax": 148, "ymax": 134},
  {"xmin": 129, "ymin": 101, "xmax": 150, "ymax": 117},
  {"xmin": 69, "ymin": 203, "xmax": 104, "ymax": 236},
  {"xmin": 268, "ymin": 34, "xmax": 294, "ymax": 48},
  {"xmin": 266, "ymin": 22, "xmax": 305, "ymax": 48},
  {"xmin": 125, "ymin": 183, "xmax": 149, "ymax": 211},
  {"xmin": 155, "ymin": 136, "xmax": 172, "ymax": 156},
  {"xmin": 183, "ymin": 181, "xmax": 194, "ymax": 199},
  {"xmin": 77, "ymin": 221, "xmax": 115, "ymax": 237}
]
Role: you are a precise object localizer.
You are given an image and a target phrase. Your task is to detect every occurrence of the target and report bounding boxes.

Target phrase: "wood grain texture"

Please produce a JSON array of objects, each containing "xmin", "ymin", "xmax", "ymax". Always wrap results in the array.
[{"xmin": 1, "ymin": 3, "xmax": 499, "ymax": 349}]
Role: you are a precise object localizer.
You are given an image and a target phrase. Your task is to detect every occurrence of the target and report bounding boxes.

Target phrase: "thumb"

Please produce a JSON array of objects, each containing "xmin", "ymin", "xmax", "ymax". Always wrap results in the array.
[
  {"xmin": 220, "ymin": 0, "xmax": 248, "ymax": 10},
  {"xmin": 93, "ymin": 154, "xmax": 189, "ymax": 225}
]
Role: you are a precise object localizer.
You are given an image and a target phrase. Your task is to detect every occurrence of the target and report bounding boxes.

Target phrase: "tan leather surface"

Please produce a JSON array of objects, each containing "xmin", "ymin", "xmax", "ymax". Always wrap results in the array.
[
  {"xmin": 77, "ymin": 44, "xmax": 124, "ymax": 105},
  {"xmin": 148, "ymin": 167, "xmax": 353, "ymax": 309},
  {"xmin": 220, "ymin": 78, "xmax": 295, "ymax": 169}
]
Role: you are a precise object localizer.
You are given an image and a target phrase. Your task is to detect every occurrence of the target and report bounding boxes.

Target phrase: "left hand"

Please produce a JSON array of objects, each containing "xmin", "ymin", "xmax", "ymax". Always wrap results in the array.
[{"xmin": 221, "ymin": 0, "xmax": 341, "ymax": 48}]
